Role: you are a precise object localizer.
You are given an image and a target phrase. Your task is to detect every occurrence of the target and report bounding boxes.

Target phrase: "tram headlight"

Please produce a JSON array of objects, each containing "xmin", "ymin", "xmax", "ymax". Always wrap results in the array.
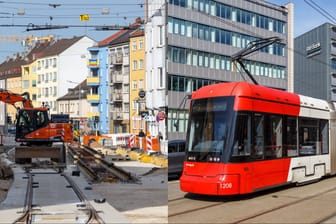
[
  {"xmin": 208, "ymin": 156, "xmax": 221, "ymax": 162},
  {"xmin": 188, "ymin": 156, "xmax": 196, "ymax": 160}
]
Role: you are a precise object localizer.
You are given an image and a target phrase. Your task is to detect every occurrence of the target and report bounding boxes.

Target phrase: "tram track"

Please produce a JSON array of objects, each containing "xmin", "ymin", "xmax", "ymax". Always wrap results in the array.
[
  {"xmin": 169, "ymin": 178, "xmax": 336, "ymax": 223},
  {"xmin": 13, "ymin": 170, "xmax": 104, "ymax": 224},
  {"xmin": 68, "ymin": 144, "xmax": 139, "ymax": 183},
  {"xmin": 232, "ymin": 184, "xmax": 336, "ymax": 223}
]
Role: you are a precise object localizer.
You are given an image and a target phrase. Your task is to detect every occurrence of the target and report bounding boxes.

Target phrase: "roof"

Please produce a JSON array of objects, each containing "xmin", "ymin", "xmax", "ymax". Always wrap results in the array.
[
  {"xmin": 98, "ymin": 30, "xmax": 128, "ymax": 47},
  {"xmin": 23, "ymin": 41, "xmax": 51, "ymax": 64},
  {"xmin": 130, "ymin": 29, "xmax": 144, "ymax": 38},
  {"xmin": 0, "ymin": 54, "xmax": 25, "ymax": 78},
  {"xmin": 98, "ymin": 17, "xmax": 143, "ymax": 47},
  {"xmin": 57, "ymin": 79, "xmax": 89, "ymax": 101},
  {"xmin": 40, "ymin": 36, "xmax": 84, "ymax": 58}
]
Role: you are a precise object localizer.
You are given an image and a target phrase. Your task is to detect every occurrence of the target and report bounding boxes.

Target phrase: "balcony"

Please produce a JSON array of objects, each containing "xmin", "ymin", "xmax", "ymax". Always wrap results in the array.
[
  {"xmin": 87, "ymin": 59, "xmax": 99, "ymax": 68},
  {"xmin": 87, "ymin": 76, "xmax": 100, "ymax": 86},
  {"xmin": 112, "ymin": 53, "xmax": 123, "ymax": 64},
  {"xmin": 112, "ymin": 73, "xmax": 123, "ymax": 83},
  {"xmin": 112, "ymin": 94, "xmax": 123, "ymax": 102},
  {"xmin": 87, "ymin": 94, "xmax": 100, "ymax": 103},
  {"xmin": 112, "ymin": 112, "xmax": 123, "ymax": 120},
  {"xmin": 87, "ymin": 112, "xmax": 100, "ymax": 117}
]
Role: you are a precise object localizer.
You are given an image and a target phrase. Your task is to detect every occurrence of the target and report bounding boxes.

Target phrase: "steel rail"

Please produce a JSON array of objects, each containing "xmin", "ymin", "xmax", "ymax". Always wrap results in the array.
[
  {"xmin": 63, "ymin": 173, "xmax": 104, "ymax": 224},
  {"xmin": 13, "ymin": 173, "xmax": 33, "ymax": 224}
]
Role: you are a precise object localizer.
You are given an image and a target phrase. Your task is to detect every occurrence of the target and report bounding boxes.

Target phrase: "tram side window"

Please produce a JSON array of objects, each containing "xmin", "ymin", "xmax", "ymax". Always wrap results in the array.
[
  {"xmin": 232, "ymin": 112, "xmax": 251, "ymax": 157},
  {"xmin": 283, "ymin": 116, "xmax": 298, "ymax": 157},
  {"xmin": 253, "ymin": 113, "xmax": 264, "ymax": 159},
  {"xmin": 320, "ymin": 120, "xmax": 329, "ymax": 154},
  {"xmin": 298, "ymin": 118, "xmax": 319, "ymax": 156},
  {"xmin": 264, "ymin": 115, "xmax": 282, "ymax": 159}
]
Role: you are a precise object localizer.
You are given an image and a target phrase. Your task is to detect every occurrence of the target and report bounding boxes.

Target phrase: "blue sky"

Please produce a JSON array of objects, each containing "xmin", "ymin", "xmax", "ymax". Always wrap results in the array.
[
  {"xmin": 0, "ymin": 0, "xmax": 144, "ymax": 62},
  {"xmin": 0, "ymin": 0, "xmax": 334, "ymax": 62},
  {"xmin": 269, "ymin": 0, "xmax": 335, "ymax": 36}
]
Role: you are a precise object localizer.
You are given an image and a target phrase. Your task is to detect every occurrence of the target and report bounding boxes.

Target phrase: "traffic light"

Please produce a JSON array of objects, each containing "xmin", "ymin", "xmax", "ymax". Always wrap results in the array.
[{"xmin": 94, "ymin": 116, "xmax": 99, "ymax": 123}]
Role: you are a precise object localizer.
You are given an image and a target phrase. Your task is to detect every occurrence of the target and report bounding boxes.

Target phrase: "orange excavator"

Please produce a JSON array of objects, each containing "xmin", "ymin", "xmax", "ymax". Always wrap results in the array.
[{"xmin": 0, "ymin": 88, "xmax": 73, "ymax": 169}]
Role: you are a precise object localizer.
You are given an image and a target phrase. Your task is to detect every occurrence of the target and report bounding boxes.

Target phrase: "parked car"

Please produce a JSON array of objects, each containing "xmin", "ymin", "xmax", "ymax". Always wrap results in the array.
[{"xmin": 168, "ymin": 139, "xmax": 186, "ymax": 176}]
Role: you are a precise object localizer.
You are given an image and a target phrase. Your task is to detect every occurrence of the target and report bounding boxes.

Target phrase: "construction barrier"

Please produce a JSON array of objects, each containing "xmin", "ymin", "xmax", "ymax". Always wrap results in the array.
[
  {"xmin": 83, "ymin": 134, "xmax": 161, "ymax": 153},
  {"xmin": 128, "ymin": 135, "xmax": 160, "ymax": 152}
]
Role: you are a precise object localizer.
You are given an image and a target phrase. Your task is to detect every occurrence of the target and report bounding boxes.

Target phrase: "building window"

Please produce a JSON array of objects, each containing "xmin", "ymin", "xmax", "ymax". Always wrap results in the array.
[
  {"xmin": 139, "ymin": 40, "xmax": 144, "ymax": 49},
  {"xmin": 22, "ymin": 80, "xmax": 29, "ymax": 89},
  {"xmin": 168, "ymin": 109, "xmax": 189, "ymax": 133},
  {"xmin": 167, "ymin": 45, "xmax": 286, "ymax": 79},
  {"xmin": 132, "ymin": 80, "xmax": 137, "ymax": 90},
  {"xmin": 132, "ymin": 60, "xmax": 137, "ymax": 70},
  {"xmin": 168, "ymin": 16, "xmax": 285, "ymax": 56},
  {"xmin": 132, "ymin": 100, "xmax": 137, "ymax": 110},
  {"xmin": 168, "ymin": 74, "xmax": 219, "ymax": 92},
  {"xmin": 139, "ymin": 79, "xmax": 144, "ymax": 89},
  {"xmin": 159, "ymin": 67, "xmax": 163, "ymax": 88},
  {"xmin": 139, "ymin": 59, "xmax": 144, "ymax": 69},
  {"xmin": 132, "ymin": 41, "xmax": 137, "ymax": 50},
  {"xmin": 124, "ymin": 103, "xmax": 129, "ymax": 112}
]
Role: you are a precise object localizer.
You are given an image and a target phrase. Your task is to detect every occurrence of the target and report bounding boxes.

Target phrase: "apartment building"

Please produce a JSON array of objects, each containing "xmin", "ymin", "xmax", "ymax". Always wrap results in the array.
[
  {"xmin": 35, "ymin": 36, "xmax": 96, "ymax": 114},
  {"xmin": 0, "ymin": 55, "xmax": 25, "ymax": 133},
  {"xmin": 22, "ymin": 40, "xmax": 53, "ymax": 108},
  {"xmin": 129, "ymin": 29, "xmax": 146, "ymax": 135},
  {"xmin": 87, "ymin": 20, "xmax": 143, "ymax": 134},
  {"xmin": 57, "ymin": 80, "xmax": 92, "ymax": 132}
]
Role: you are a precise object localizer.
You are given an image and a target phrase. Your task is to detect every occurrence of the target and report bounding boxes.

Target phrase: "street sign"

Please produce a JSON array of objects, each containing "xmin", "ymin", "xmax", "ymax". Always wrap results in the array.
[
  {"xmin": 140, "ymin": 111, "xmax": 149, "ymax": 118},
  {"xmin": 80, "ymin": 14, "xmax": 90, "ymax": 21},
  {"xmin": 156, "ymin": 111, "xmax": 165, "ymax": 122},
  {"xmin": 138, "ymin": 90, "xmax": 146, "ymax": 98}
]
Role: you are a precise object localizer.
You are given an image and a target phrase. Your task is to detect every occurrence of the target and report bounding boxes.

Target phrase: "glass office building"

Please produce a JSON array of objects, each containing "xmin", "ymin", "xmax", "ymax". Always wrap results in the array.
[
  {"xmin": 294, "ymin": 22, "xmax": 336, "ymax": 101},
  {"xmin": 145, "ymin": 0, "xmax": 293, "ymax": 140}
]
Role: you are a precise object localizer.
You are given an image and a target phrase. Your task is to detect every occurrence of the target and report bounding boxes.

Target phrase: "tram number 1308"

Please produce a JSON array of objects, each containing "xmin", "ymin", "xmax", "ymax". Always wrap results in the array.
[{"xmin": 220, "ymin": 182, "xmax": 233, "ymax": 189}]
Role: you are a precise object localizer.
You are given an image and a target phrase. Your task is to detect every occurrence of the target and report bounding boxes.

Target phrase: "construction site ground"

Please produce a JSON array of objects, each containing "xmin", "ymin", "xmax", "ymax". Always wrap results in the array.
[{"xmin": 0, "ymin": 143, "xmax": 168, "ymax": 223}]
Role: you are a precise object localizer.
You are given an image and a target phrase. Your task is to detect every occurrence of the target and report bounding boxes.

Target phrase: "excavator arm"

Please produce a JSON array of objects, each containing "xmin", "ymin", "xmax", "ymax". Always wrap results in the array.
[{"xmin": 0, "ymin": 89, "xmax": 33, "ymax": 109}]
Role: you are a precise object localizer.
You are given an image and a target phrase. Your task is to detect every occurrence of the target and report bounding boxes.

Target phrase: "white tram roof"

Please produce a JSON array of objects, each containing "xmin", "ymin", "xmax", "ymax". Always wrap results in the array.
[{"xmin": 299, "ymin": 94, "xmax": 332, "ymax": 119}]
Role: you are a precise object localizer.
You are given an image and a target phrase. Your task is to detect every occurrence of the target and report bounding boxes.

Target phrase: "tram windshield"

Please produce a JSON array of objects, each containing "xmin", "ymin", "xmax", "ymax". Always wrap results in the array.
[{"xmin": 186, "ymin": 97, "xmax": 235, "ymax": 159}]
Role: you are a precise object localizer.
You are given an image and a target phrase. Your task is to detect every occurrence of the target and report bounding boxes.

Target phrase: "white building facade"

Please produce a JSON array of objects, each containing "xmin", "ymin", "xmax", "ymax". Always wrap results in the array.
[
  {"xmin": 145, "ymin": 0, "xmax": 168, "ymax": 154},
  {"xmin": 36, "ymin": 36, "xmax": 96, "ymax": 114}
]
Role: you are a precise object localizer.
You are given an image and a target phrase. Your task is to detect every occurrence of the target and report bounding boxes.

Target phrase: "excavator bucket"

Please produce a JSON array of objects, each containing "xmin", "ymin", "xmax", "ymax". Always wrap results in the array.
[{"xmin": 15, "ymin": 143, "xmax": 66, "ymax": 169}]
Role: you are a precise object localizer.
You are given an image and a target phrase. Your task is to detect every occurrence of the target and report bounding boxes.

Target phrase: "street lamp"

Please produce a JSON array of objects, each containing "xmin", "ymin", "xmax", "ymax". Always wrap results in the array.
[{"xmin": 67, "ymin": 80, "xmax": 83, "ymax": 146}]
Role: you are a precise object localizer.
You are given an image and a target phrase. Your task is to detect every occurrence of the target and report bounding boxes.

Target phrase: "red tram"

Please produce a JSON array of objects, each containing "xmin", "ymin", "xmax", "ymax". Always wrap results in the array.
[{"xmin": 180, "ymin": 82, "xmax": 336, "ymax": 195}]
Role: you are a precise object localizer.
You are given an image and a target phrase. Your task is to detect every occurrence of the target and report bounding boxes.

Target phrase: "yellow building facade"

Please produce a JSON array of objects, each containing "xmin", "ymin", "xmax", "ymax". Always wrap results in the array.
[
  {"xmin": 129, "ymin": 31, "xmax": 146, "ymax": 135},
  {"xmin": 22, "ymin": 61, "xmax": 39, "ymax": 108},
  {"xmin": 6, "ymin": 76, "xmax": 23, "ymax": 121}
]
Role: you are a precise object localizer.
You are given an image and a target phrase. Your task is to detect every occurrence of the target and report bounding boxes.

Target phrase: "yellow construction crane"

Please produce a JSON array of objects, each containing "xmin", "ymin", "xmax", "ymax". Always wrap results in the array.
[
  {"xmin": 0, "ymin": 34, "xmax": 54, "ymax": 46},
  {"xmin": 0, "ymin": 34, "xmax": 55, "ymax": 54}
]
